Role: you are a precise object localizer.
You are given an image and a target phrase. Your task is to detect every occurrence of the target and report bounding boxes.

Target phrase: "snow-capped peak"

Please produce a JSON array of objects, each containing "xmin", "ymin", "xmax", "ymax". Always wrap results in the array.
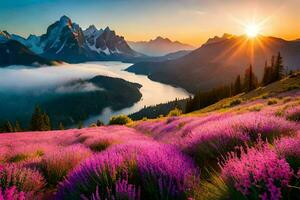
[
  {"xmin": 86, "ymin": 25, "xmax": 97, "ymax": 33},
  {"xmin": 104, "ymin": 26, "xmax": 111, "ymax": 32},
  {"xmin": 83, "ymin": 25, "xmax": 103, "ymax": 38}
]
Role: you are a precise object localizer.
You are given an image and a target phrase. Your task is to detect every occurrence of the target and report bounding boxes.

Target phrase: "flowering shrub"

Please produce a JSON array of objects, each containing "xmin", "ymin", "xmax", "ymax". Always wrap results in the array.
[
  {"xmin": 81, "ymin": 126, "xmax": 151, "ymax": 152},
  {"xmin": 220, "ymin": 145, "xmax": 293, "ymax": 200},
  {"xmin": 267, "ymin": 98, "xmax": 278, "ymax": 105},
  {"xmin": 0, "ymin": 164, "xmax": 45, "ymax": 193},
  {"xmin": 275, "ymin": 134, "xmax": 300, "ymax": 171},
  {"xmin": 40, "ymin": 144, "xmax": 92, "ymax": 186},
  {"xmin": 285, "ymin": 105, "xmax": 300, "ymax": 121},
  {"xmin": 5, "ymin": 143, "xmax": 57, "ymax": 163},
  {"xmin": 82, "ymin": 179, "xmax": 140, "ymax": 200},
  {"xmin": 167, "ymin": 108, "xmax": 182, "ymax": 117},
  {"xmin": 109, "ymin": 115, "xmax": 132, "ymax": 125},
  {"xmin": 184, "ymin": 113, "xmax": 297, "ymax": 167},
  {"xmin": 57, "ymin": 141, "xmax": 200, "ymax": 200},
  {"xmin": 0, "ymin": 94, "xmax": 299, "ymax": 199},
  {"xmin": 0, "ymin": 186, "xmax": 29, "ymax": 200}
]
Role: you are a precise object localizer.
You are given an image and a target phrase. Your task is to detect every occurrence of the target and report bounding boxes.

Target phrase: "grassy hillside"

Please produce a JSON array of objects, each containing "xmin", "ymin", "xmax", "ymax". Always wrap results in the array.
[
  {"xmin": 0, "ymin": 73, "xmax": 299, "ymax": 199},
  {"xmin": 191, "ymin": 72, "xmax": 300, "ymax": 115}
]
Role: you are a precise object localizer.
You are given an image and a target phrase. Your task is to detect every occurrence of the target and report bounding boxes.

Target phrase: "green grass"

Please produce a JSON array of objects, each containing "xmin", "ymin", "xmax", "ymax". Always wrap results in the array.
[{"xmin": 190, "ymin": 72, "xmax": 300, "ymax": 115}]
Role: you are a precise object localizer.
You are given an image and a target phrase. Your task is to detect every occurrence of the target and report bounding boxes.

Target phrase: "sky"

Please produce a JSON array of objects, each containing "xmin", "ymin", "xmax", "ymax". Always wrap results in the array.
[{"xmin": 0, "ymin": 0, "xmax": 300, "ymax": 46}]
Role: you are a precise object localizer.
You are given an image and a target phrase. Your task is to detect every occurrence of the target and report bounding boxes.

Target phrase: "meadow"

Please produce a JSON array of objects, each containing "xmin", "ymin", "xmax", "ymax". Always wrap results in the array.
[{"xmin": 0, "ymin": 90, "xmax": 299, "ymax": 200}]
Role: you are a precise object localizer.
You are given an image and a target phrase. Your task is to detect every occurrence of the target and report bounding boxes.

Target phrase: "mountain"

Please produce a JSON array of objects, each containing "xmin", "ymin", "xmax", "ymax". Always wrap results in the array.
[
  {"xmin": 0, "ymin": 31, "xmax": 10, "ymax": 42},
  {"xmin": 84, "ymin": 25, "xmax": 138, "ymax": 57},
  {"xmin": 127, "ymin": 34, "xmax": 300, "ymax": 93},
  {"xmin": 0, "ymin": 31, "xmax": 52, "ymax": 67},
  {"xmin": 161, "ymin": 50, "xmax": 192, "ymax": 60},
  {"xmin": 128, "ymin": 36, "xmax": 194, "ymax": 56},
  {"xmin": 12, "ymin": 16, "xmax": 140, "ymax": 63}
]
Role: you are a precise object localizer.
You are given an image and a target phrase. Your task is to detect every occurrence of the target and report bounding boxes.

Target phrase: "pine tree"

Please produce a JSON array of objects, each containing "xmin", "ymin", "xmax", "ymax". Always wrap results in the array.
[
  {"xmin": 230, "ymin": 83, "xmax": 234, "ymax": 96},
  {"xmin": 78, "ymin": 121, "xmax": 83, "ymax": 129},
  {"xmin": 30, "ymin": 105, "xmax": 51, "ymax": 131},
  {"xmin": 59, "ymin": 122, "xmax": 64, "ymax": 130},
  {"xmin": 30, "ymin": 105, "xmax": 42, "ymax": 131},
  {"xmin": 271, "ymin": 55, "xmax": 275, "ymax": 68},
  {"xmin": 3, "ymin": 121, "xmax": 13, "ymax": 132},
  {"xmin": 185, "ymin": 85, "xmax": 231, "ymax": 113},
  {"xmin": 243, "ymin": 64, "xmax": 258, "ymax": 92},
  {"xmin": 96, "ymin": 120, "xmax": 104, "ymax": 126},
  {"xmin": 274, "ymin": 52, "xmax": 284, "ymax": 81},
  {"xmin": 42, "ymin": 113, "xmax": 51, "ymax": 131},
  {"xmin": 262, "ymin": 61, "xmax": 269, "ymax": 86},
  {"xmin": 234, "ymin": 75, "xmax": 242, "ymax": 95},
  {"xmin": 14, "ymin": 121, "xmax": 22, "ymax": 132}
]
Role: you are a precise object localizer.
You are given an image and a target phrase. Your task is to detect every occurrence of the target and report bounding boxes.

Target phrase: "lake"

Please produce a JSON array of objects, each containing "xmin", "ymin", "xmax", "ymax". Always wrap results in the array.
[{"xmin": 0, "ymin": 62, "xmax": 190, "ymax": 125}]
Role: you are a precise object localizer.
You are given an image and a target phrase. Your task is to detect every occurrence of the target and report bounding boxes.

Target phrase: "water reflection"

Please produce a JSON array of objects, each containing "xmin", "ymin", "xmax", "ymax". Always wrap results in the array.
[{"xmin": 0, "ymin": 62, "xmax": 190, "ymax": 125}]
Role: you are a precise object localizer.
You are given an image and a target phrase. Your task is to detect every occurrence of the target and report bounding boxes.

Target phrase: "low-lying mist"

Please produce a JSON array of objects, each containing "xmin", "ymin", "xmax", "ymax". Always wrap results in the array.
[
  {"xmin": 0, "ymin": 61, "xmax": 190, "ymax": 126},
  {"xmin": 0, "ymin": 63, "xmax": 121, "ymax": 93}
]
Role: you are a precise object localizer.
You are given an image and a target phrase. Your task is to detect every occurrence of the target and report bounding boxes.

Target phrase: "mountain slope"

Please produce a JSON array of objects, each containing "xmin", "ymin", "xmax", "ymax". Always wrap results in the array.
[
  {"xmin": 128, "ymin": 36, "xmax": 194, "ymax": 56},
  {"xmin": 84, "ymin": 25, "xmax": 139, "ymax": 57},
  {"xmin": 0, "ymin": 32, "xmax": 52, "ymax": 67},
  {"xmin": 127, "ymin": 34, "xmax": 300, "ymax": 93},
  {"xmin": 0, "ymin": 75, "xmax": 299, "ymax": 199},
  {"xmin": 129, "ymin": 72, "xmax": 300, "ymax": 120}
]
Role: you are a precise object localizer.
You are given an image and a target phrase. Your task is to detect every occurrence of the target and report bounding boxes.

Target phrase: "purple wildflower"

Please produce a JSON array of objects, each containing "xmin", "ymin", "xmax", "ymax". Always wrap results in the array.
[
  {"xmin": 285, "ymin": 105, "xmax": 300, "ymax": 121},
  {"xmin": 40, "ymin": 144, "xmax": 92, "ymax": 186},
  {"xmin": 275, "ymin": 134, "xmax": 300, "ymax": 171},
  {"xmin": 220, "ymin": 145, "xmax": 293, "ymax": 200},
  {"xmin": 0, "ymin": 164, "xmax": 45, "ymax": 193},
  {"xmin": 56, "ymin": 141, "xmax": 200, "ymax": 200}
]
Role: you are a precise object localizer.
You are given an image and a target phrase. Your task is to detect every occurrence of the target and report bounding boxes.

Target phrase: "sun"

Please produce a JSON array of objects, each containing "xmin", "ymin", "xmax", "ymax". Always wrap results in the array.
[{"xmin": 245, "ymin": 24, "xmax": 260, "ymax": 38}]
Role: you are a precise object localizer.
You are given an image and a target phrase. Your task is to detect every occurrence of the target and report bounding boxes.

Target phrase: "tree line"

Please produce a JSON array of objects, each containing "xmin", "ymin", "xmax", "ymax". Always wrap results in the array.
[
  {"xmin": 186, "ymin": 52, "xmax": 286, "ymax": 113},
  {"xmin": 0, "ymin": 105, "xmax": 53, "ymax": 133}
]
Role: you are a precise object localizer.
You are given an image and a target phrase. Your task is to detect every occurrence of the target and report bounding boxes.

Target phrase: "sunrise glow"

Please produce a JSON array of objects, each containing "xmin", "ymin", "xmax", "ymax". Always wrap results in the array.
[{"xmin": 245, "ymin": 24, "xmax": 260, "ymax": 38}]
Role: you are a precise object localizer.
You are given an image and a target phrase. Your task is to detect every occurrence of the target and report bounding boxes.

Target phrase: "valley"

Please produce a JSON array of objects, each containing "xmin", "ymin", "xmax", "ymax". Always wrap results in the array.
[
  {"xmin": 0, "ymin": 62, "xmax": 189, "ymax": 128},
  {"xmin": 1, "ymin": 1, "xmax": 300, "ymax": 199},
  {"xmin": 0, "ymin": 73, "xmax": 299, "ymax": 199},
  {"xmin": 127, "ymin": 34, "xmax": 300, "ymax": 93}
]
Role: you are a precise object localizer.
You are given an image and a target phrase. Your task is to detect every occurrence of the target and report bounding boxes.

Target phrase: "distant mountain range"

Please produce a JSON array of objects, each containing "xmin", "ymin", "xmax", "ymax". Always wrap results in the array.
[
  {"xmin": 128, "ymin": 36, "xmax": 195, "ymax": 56},
  {"xmin": 0, "ymin": 16, "xmax": 142, "ymax": 66},
  {"xmin": 127, "ymin": 34, "xmax": 300, "ymax": 93},
  {"xmin": 0, "ymin": 16, "xmax": 194, "ymax": 67}
]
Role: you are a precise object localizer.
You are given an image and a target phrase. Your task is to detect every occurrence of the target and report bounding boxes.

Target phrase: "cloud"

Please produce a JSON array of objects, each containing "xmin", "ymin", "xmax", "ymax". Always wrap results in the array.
[
  {"xmin": 0, "ymin": 62, "xmax": 125, "ymax": 93},
  {"xmin": 55, "ymin": 82, "xmax": 104, "ymax": 94}
]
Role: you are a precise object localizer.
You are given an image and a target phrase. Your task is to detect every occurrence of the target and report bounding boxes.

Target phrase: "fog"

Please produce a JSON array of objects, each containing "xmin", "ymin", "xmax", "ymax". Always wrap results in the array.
[
  {"xmin": 55, "ymin": 82, "xmax": 104, "ymax": 94},
  {"xmin": 0, "ymin": 63, "xmax": 120, "ymax": 93},
  {"xmin": 0, "ymin": 61, "xmax": 190, "ymax": 124}
]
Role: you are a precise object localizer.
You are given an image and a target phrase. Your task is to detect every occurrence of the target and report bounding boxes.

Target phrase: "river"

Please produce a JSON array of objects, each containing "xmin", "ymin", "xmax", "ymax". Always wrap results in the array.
[
  {"xmin": 0, "ymin": 61, "xmax": 190, "ymax": 125},
  {"xmin": 81, "ymin": 62, "xmax": 190, "ymax": 124}
]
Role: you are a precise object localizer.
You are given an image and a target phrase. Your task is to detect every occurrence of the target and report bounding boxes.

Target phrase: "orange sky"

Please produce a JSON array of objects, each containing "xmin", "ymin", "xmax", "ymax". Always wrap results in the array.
[
  {"xmin": 1, "ymin": 0, "xmax": 300, "ymax": 47},
  {"xmin": 116, "ymin": 0, "xmax": 300, "ymax": 46}
]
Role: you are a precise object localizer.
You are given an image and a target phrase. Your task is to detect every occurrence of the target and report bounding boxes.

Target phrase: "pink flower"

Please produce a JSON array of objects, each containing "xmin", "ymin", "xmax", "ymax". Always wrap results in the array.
[{"xmin": 221, "ymin": 145, "xmax": 293, "ymax": 200}]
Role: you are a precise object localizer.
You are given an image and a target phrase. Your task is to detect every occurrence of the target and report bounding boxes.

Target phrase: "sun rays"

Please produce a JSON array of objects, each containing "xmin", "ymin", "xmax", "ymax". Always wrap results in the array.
[
  {"xmin": 245, "ymin": 24, "xmax": 260, "ymax": 38},
  {"xmin": 211, "ymin": 14, "xmax": 274, "ymax": 65}
]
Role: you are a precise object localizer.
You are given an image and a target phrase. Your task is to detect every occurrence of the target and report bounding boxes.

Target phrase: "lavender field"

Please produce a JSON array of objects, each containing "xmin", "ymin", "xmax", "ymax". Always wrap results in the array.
[{"xmin": 0, "ymin": 91, "xmax": 300, "ymax": 200}]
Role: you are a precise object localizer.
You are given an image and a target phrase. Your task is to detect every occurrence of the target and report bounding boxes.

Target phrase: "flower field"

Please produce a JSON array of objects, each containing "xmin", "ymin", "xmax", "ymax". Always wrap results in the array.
[{"xmin": 0, "ymin": 93, "xmax": 300, "ymax": 199}]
